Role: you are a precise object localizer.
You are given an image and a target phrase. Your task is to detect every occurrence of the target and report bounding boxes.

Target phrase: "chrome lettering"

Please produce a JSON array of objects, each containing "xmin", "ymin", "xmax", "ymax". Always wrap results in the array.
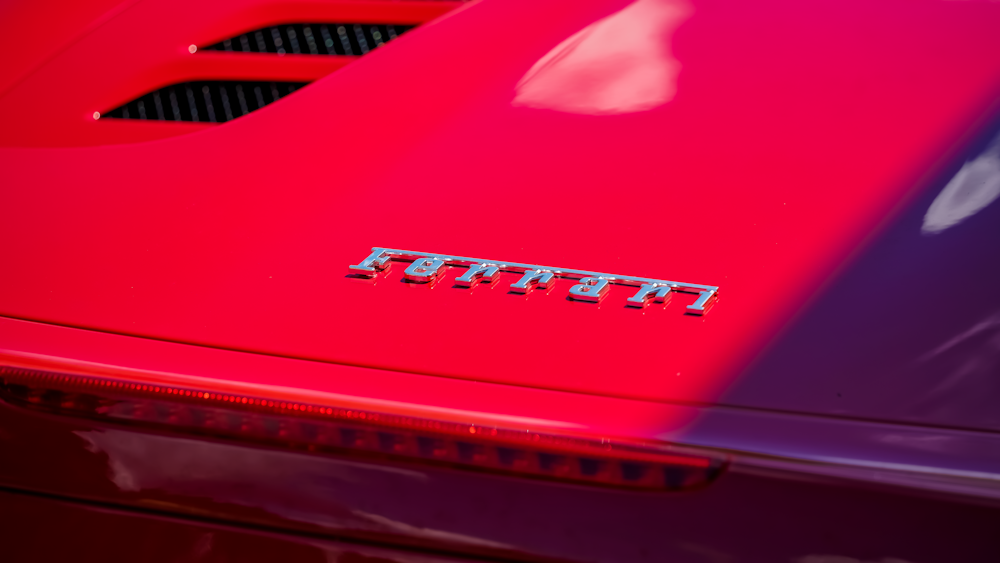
[
  {"xmin": 686, "ymin": 289, "xmax": 717, "ymax": 315},
  {"xmin": 455, "ymin": 263, "xmax": 500, "ymax": 287},
  {"xmin": 626, "ymin": 284, "xmax": 672, "ymax": 308},
  {"xmin": 348, "ymin": 248, "xmax": 719, "ymax": 315},
  {"xmin": 510, "ymin": 270, "xmax": 555, "ymax": 293},
  {"xmin": 404, "ymin": 257, "xmax": 446, "ymax": 283},
  {"xmin": 568, "ymin": 277, "xmax": 610, "ymax": 302},
  {"xmin": 348, "ymin": 248, "xmax": 392, "ymax": 277}
]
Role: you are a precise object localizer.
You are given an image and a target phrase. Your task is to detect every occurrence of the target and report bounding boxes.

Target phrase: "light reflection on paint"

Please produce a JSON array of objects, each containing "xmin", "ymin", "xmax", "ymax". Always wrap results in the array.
[
  {"xmin": 922, "ymin": 131, "xmax": 1000, "ymax": 234},
  {"xmin": 75, "ymin": 428, "xmax": 512, "ymax": 549},
  {"xmin": 512, "ymin": 0, "xmax": 692, "ymax": 115}
]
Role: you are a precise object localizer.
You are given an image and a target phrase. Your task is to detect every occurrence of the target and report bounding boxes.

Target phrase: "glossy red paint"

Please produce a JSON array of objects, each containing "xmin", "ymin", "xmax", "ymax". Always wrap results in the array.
[
  {"xmin": 3, "ymin": 0, "xmax": 1000, "ymax": 558},
  {"xmin": 2, "ymin": 0, "xmax": 1000, "ymax": 427},
  {"xmin": 0, "ymin": 0, "xmax": 128, "ymax": 96}
]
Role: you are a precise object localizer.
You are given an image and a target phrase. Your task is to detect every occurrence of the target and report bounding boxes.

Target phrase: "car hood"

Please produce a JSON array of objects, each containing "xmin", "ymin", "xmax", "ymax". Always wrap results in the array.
[{"xmin": 3, "ymin": 0, "xmax": 1000, "ymax": 427}]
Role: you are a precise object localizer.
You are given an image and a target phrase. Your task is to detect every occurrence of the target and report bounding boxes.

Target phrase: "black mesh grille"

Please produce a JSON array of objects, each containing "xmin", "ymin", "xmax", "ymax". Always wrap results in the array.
[
  {"xmin": 103, "ymin": 81, "xmax": 308, "ymax": 122},
  {"xmin": 202, "ymin": 23, "xmax": 416, "ymax": 56},
  {"xmin": 102, "ymin": 23, "xmax": 416, "ymax": 123}
]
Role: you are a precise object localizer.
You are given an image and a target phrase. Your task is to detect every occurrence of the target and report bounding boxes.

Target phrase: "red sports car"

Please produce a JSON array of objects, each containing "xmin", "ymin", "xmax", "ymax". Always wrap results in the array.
[{"xmin": 1, "ymin": 0, "xmax": 999, "ymax": 560}]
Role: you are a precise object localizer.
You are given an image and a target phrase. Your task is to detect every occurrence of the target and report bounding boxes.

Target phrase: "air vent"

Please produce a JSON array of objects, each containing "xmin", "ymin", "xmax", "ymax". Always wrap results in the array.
[
  {"xmin": 101, "ymin": 22, "xmax": 417, "ymax": 124},
  {"xmin": 202, "ymin": 23, "xmax": 416, "ymax": 56},
  {"xmin": 102, "ymin": 80, "xmax": 308, "ymax": 122}
]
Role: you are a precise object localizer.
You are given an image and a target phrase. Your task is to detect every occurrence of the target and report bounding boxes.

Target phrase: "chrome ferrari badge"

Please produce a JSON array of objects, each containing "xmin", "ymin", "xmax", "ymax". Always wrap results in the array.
[{"xmin": 349, "ymin": 248, "xmax": 719, "ymax": 315}]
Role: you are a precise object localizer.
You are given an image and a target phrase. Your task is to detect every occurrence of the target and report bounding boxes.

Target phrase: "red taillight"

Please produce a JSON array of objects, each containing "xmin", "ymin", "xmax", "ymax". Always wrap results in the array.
[{"xmin": 0, "ymin": 366, "xmax": 724, "ymax": 491}]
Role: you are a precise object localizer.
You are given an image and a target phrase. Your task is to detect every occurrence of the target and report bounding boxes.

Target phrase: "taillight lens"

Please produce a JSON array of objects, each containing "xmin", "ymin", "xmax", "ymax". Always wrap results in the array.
[{"xmin": 0, "ymin": 366, "xmax": 724, "ymax": 491}]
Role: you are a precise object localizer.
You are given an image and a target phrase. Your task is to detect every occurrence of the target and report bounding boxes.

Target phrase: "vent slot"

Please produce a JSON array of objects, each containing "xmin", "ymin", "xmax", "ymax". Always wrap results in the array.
[
  {"xmin": 103, "ymin": 80, "xmax": 308, "ymax": 123},
  {"xmin": 202, "ymin": 23, "xmax": 416, "ymax": 56}
]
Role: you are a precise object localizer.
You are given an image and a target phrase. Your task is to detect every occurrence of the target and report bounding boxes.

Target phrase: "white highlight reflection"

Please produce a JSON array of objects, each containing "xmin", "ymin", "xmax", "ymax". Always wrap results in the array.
[
  {"xmin": 512, "ymin": 0, "xmax": 692, "ymax": 115},
  {"xmin": 922, "ymin": 131, "xmax": 1000, "ymax": 234}
]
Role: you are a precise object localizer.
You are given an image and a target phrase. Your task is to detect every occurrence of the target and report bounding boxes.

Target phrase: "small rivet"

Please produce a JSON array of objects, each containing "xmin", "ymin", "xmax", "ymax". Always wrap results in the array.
[{"xmin": 188, "ymin": 44, "xmax": 198, "ymax": 54}]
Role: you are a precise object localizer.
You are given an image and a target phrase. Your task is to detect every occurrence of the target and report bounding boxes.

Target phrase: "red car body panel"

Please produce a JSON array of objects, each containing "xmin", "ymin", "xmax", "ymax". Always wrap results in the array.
[
  {"xmin": 2, "ymin": 0, "xmax": 1000, "ymax": 560},
  {"xmin": 3, "ymin": 0, "xmax": 1000, "ymax": 412}
]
